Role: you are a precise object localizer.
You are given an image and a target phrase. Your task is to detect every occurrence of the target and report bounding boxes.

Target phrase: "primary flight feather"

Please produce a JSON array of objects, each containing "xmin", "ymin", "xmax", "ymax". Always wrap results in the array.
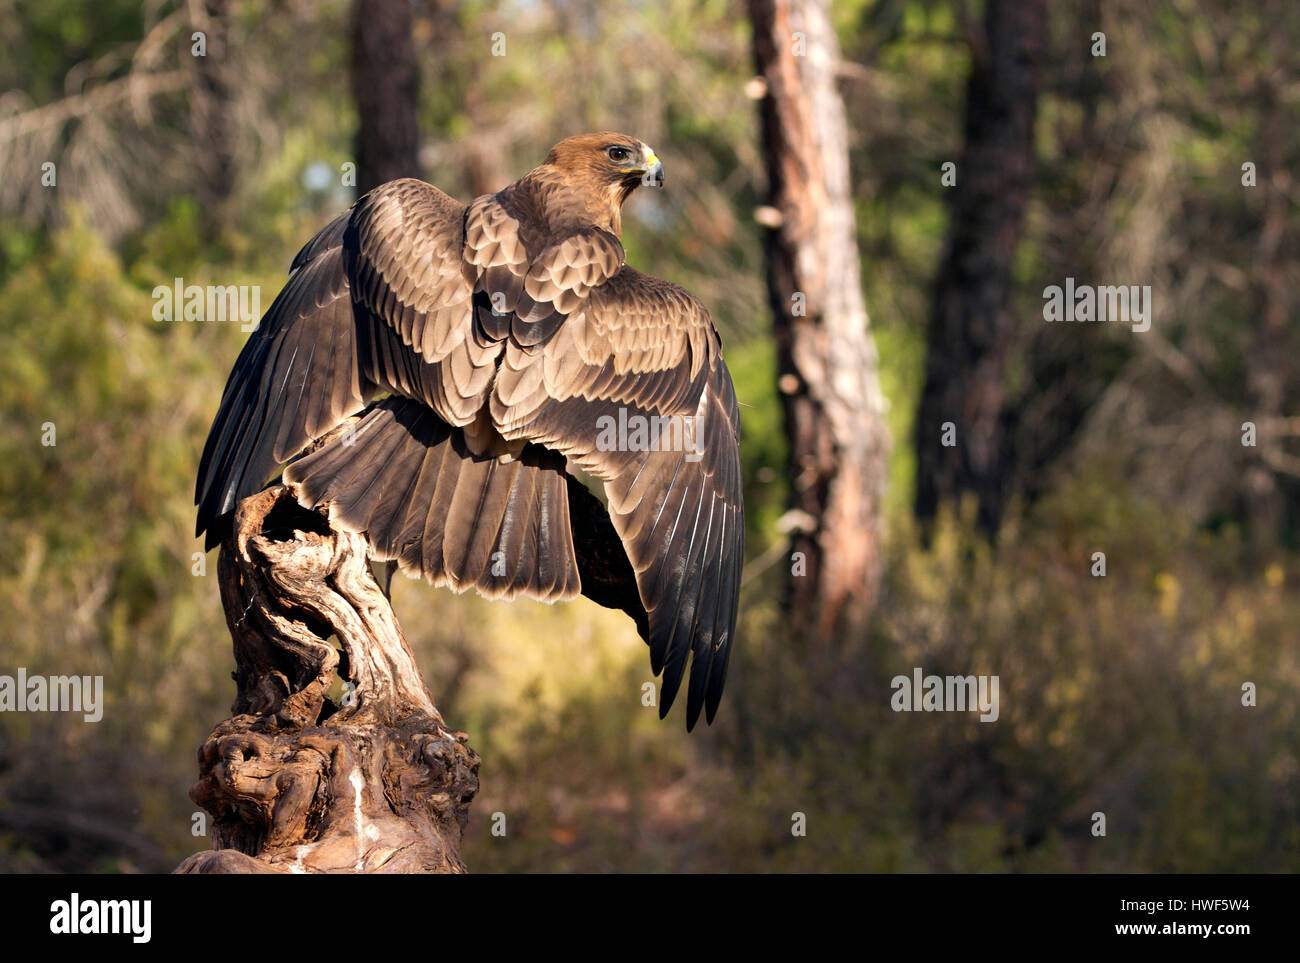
[{"xmin": 195, "ymin": 133, "xmax": 744, "ymax": 730}]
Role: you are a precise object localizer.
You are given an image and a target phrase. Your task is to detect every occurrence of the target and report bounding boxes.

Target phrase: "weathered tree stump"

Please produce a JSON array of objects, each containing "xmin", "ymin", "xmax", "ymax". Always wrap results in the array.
[{"xmin": 176, "ymin": 484, "xmax": 479, "ymax": 874}]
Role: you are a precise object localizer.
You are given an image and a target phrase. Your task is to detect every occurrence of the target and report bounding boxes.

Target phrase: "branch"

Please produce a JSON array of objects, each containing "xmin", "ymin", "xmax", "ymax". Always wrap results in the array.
[
  {"xmin": 176, "ymin": 485, "xmax": 479, "ymax": 874},
  {"xmin": 0, "ymin": 70, "xmax": 189, "ymax": 144}
]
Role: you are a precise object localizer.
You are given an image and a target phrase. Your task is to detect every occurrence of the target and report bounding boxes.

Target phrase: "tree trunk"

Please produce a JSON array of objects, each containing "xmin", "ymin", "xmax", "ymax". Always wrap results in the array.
[
  {"xmin": 350, "ymin": 0, "xmax": 422, "ymax": 195},
  {"xmin": 190, "ymin": 0, "xmax": 237, "ymax": 234},
  {"xmin": 748, "ymin": 0, "xmax": 890, "ymax": 633},
  {"xmin": 913, "ymin": 0, "xmax": 1045, "ymax": 536},
  {"xmin": 175, "ymin": 482, "xmax": 479, "ymax": 874},
  {"xmin": 1001, "ymin": 0, "xmax": 1124, "ymax": 517}
]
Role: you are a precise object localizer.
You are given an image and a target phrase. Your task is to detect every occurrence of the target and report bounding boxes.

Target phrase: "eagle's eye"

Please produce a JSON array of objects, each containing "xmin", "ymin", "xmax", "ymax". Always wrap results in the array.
[{"xmin": 606, "ymin": 146, "xmax": 632, "ymax": 165}]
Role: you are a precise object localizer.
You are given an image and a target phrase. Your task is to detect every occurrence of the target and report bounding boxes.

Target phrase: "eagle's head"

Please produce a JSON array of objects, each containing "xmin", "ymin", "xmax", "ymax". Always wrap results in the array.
[
  {"xmin": 546, "ymin": 131, "xmax": 664, "ymax": 191},
  {"xmin": 532, "ymin": 132, "xmax": 663, "ymax": 235}
]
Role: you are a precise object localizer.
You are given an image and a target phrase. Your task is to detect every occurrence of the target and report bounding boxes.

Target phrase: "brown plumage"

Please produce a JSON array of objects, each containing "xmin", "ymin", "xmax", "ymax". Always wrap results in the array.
[{"xmin": 195, "ymin": 133, "xmax": 743, "ymax": 730}]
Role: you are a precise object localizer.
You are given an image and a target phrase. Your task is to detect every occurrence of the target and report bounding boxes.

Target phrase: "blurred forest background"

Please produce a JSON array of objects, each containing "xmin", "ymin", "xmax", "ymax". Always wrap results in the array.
[{"xmin": 2, "ymin": 0, "xmax": 1298, "ymax": 873}]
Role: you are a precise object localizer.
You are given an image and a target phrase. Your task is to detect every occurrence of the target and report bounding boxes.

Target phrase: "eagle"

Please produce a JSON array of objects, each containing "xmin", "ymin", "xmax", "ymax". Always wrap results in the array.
[{"xmin": 195, "ymin": 133, "xmax": 744, "ymax": 730}]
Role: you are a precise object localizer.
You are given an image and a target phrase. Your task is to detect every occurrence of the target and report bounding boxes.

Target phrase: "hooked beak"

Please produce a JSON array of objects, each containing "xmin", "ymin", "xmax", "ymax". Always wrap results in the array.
[{"xmin": 640, "ymin": 149, "xmax": 664, "ymax": 188}]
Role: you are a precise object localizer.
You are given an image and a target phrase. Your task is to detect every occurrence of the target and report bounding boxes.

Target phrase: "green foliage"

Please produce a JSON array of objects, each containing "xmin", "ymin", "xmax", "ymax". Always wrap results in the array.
[
  {"xmin": 727, "ymin": 336, "xmax": 787, "ymax": 544},
  {"xmin": 1, "ymin": 0, "xmax": 1296, "ymax": 874},
  {"xmin": 0, "ymin": 211, "xmax": 234, "ymax": 870},
  {"xmin": 0, "ymin": 0, "xmax": 148, "ymax": 104}
]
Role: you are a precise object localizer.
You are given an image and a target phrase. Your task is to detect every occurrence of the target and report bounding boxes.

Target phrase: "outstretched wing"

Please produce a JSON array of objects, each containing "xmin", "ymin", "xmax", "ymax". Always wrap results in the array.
[
  {"xmin": 491, "ymin": 266, "xmax": 744, "ymax": 730},
  {"xmin": 194, "ymin": 209, "xmax": 368, "ymax": 541},
  {"xmin": 195, "ymin": 179, "xmax": 491, "ymax": 544},
  {"xmin": 195, "ymin": 176, "xmax": 746, "ymax": 729}
]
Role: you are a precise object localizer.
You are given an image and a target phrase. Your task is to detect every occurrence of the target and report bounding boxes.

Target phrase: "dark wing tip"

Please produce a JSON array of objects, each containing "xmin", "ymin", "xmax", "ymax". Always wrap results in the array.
[{"xmin": 685, "ymin": 705, "xmax": 701, "ymax": 733}]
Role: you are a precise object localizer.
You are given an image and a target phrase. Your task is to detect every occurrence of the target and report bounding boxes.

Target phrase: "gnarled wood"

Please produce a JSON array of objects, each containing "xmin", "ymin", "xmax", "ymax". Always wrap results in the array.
[{"xmin": 176, "ymin": 483, "xmax": 479, "ymax": 874}]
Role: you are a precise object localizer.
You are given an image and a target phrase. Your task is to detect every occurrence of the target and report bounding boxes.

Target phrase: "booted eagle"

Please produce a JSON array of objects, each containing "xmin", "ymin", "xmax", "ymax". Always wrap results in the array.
[{"xmin": 195, "ymin": 133, "xmax": 744, "ymax": 729}]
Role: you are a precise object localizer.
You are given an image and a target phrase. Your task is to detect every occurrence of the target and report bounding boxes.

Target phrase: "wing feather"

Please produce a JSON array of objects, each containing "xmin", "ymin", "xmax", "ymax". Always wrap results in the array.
[
  {"xmin": 196, "ymin": 168, "xmax": 743, "ymax": 729},
  {"xmin": 491, "ymin": 266, "xmax": 744, "ymax": 729},
  {"xmin": 194, "ymin": 235, "xmax": 370, "ymax": 543}
]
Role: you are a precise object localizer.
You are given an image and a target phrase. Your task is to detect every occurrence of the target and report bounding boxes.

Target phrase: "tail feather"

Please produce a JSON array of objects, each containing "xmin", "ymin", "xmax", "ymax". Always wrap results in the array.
[
  {"xmin": 441, "ymin": 453, "xmax": 499, "ymax": 580},
  {"xmin": 284, "ymin": 397, "xmax": 581, "ymax": 603}
]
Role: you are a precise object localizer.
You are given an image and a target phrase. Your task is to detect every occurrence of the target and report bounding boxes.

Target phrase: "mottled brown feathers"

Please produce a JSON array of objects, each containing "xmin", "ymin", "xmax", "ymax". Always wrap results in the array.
[{"xmin": 196, "ymin": 133, "xmax": 743, "ymax": 730}]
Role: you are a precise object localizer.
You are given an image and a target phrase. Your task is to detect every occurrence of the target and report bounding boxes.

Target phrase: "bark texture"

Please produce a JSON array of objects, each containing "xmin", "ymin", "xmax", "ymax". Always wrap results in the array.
[
  {"xmin": 749, "ymin": 0, "xmax": 890, "ymax": 632},
  {"xmin": 176, "ymin": 483, "xmax": 479, "ymax": 874},
  {"xmin": 913, "ymin": 0, "xmax": 1046, "ymax": 535}
]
